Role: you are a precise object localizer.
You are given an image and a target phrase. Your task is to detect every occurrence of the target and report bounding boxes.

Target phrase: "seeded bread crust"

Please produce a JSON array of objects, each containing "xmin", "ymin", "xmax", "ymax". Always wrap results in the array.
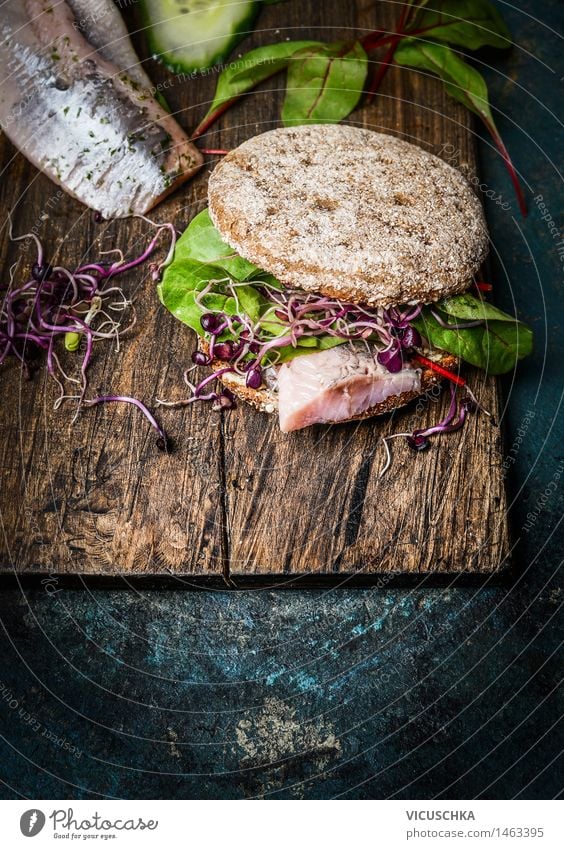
[
  {"xmin": 199, "ymin": 340, "xmax": 459, "ymax": 423},
  {"xmin": 208, "ymin": 125, "xmax": 489, "ymax": 308}
]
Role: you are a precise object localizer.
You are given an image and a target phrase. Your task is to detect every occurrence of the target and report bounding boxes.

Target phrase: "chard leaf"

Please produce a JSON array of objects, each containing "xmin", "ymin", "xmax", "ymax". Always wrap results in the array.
[
  {"xmin": 394, "ymin": 39, "xmax": 496, "ymax": 127},
  {"xmin": 410, "ymin": 0, "xmax": 511, "ymax": 50},
  {"xmin": 394, "ymin": 38, "xmax": 526, "ymax": 215},
  {"xmin": 413, "ymin": 307, "xmax": 533, "ymax": 374},
  {"xmin": 281, "ymin": 40, "xmax": 368, "ymax": 126},
  {"xmin": 198, "ymin": 40, "xmax": 321, "ymax": 130},
  {"xmin": 438, "ymin": 291, "xmax": 521, "ymax": 322}
]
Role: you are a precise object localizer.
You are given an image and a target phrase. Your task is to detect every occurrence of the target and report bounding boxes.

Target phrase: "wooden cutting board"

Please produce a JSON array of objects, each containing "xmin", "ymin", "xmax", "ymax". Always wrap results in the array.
[{"xmin": 0, "ymin": 1, "xmax": 509, "ymax": 584}]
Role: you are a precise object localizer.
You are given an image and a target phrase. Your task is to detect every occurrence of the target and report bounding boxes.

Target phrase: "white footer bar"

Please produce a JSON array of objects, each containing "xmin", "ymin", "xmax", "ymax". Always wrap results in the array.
[{"xmin": 1, "ymin": 799, "xmax": 561, "ymax": 848}]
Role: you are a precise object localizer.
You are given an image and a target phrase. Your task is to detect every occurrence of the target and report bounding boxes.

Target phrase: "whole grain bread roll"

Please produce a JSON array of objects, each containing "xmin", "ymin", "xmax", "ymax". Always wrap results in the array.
[{"xmin": 208, "ymin": 124, "xmax": 489, "ymax": 307}]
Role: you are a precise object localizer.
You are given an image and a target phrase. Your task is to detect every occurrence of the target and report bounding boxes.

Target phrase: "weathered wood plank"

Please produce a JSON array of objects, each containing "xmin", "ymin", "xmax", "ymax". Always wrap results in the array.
[
  {"xmin": 0, "ymin": 0, "xmax": 509, "ymax": 581},
  {"xmin": 0, "ymin": 133, "xmax": 226, "ymax": 577}
]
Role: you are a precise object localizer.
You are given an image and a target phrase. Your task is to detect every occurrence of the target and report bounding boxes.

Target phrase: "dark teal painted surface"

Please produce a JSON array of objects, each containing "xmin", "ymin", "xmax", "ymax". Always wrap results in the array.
[{"xmin": 0, "ymin": 1, "xmax": 562, "ymax": 799}]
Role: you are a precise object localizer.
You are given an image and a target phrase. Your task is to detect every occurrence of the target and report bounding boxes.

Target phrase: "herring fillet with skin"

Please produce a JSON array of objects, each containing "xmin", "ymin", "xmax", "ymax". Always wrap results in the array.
[
  {"xmin": 276, "ymin": 344, "xmax": 422, "ymax": 432},
  {"xmin": 66, "ymin": 0, "xmax": 156, "ymax": 93},
  {"xmin": 0, "ymin": 0, "xmax": 203, "ymax": 218}
]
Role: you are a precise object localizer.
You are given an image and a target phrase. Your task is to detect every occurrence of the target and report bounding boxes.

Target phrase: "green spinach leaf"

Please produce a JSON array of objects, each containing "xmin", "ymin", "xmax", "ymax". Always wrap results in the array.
[
  {"xmin": 281, "ymin": 41, "xmax": 368, "ymax": 126},
  {"xmin": 158, "ymin": 260, "xmax": 235, "ymax": 333},
  {"xmin": 173, "ymin": 208, "xmax": 259, "ymax": 280},
  {"xmin": 413, "ymin": 307, "xmax": 533, "ymax": 374}
]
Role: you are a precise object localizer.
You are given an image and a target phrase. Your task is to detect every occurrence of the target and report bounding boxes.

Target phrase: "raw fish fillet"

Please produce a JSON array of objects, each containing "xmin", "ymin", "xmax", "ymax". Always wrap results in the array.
[
  {"xmin": 277, "ymin": 344, "xmax": 421, "ymax": 432},
  {"xmin": 66, "ymin": 0, "xmax": 155, "ymax": 92},
  {"xmin": 0, "ymin": 0, "xmax": 202, "ymax": 218}
]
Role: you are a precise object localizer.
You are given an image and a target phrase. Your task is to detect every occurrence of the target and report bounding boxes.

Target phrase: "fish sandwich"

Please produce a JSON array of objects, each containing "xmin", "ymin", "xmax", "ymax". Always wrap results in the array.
[{"xmin": 159, "ymin": 125, "xmax": 532, "ymax": 433}]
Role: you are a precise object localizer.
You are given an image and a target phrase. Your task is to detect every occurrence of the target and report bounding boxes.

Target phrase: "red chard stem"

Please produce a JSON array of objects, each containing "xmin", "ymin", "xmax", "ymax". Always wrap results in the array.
[
  {"xmin": 359, "ymin": 28, "xmax": 387, "ymax": 51},
  {"xmin": 366, "ymin": 38, "xmax": 402, "ymax": 101},
  {"xmin": 365, "ymin": 2, "xmax": 412, "ymax": 102},
  {"xmin": 483, "ymin": 119, "xmax": 528, "ymax": 216}
]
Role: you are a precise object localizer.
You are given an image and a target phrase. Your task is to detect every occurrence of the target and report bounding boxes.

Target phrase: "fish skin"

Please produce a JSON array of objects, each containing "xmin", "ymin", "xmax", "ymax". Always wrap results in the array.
[
  {"xmin": 66, "ymin": 0, "xmax": 155, "ymax": 93},
  {"xmin": 277, "ymin": 344, "xmax": 421, "ymax": 432},
  {"xmin": 0, "ymin": 0, "xmax": 202, "ymax": 218}
]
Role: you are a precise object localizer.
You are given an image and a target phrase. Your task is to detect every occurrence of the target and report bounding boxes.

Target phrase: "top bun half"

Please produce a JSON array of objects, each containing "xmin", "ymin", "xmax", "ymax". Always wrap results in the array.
[{"xmin": 207, "ymin": 125, "xmax": 489, "ymax": 307}]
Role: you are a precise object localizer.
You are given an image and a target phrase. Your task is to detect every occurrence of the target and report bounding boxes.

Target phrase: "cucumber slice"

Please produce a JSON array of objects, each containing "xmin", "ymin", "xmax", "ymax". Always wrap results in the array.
[{"xmin": 141, "ymin": 0, "xmax": 260, "ymax": 74}]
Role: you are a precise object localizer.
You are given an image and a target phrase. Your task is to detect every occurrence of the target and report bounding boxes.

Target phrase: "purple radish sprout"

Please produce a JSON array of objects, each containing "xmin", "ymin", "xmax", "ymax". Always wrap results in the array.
[
  {"xmin": 200, "ymin": 312, "xmax": 224, "ymax": 333},
  {"xmin": 191, "ymin": 350, "xmax": 210, "ymax": 366},
  {"xmin": 77, "ymin": 220, "xmax": 176, "ymax": 283},
  {"xmin": 377, "ymin": 345, "xmax": 403, "ymax": 373},
  {"xmin": 1, "ymin": 220, "xmax": 175, "ymax": 443},
  {"xmin": 406, "ymin": 433, "xmax": 431, "ymax": 451},
  {"xmin": 399, "ymin": 326, "xmax": 422, "ymax": 349},
  {"xmin": 213, "ymin": 341, "xmax": 236, "ymax": 361},
  {"xmin": 83, "ymin": 395, "xmax": 169, "ymax": 450},
  {"xmin": 406, "ymin": 384, "xmax": 472, "ymax": 451},
  {"xmin": 245, "ymin": 366, "xmax": 262, "ymax": 389},
  {"xmin": 32, "ymin": 263, "xmax": 53, "ymax": 283},
  {"xmin": 196, "ymin": 367, "xmax": 235, "ymax": 392},
  {"xmin": 213, "ymin": 388, "xmax": 236, "ymax": 411},
  {"xmin": 378, "ymin": 384, "xmax": 483, "ymax": 474}
]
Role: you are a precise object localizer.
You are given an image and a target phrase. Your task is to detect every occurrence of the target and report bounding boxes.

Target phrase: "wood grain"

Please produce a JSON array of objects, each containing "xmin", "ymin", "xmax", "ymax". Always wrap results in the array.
[{"xmin": 0, "ymin": 0, "xmax": 509, "ymax": 582}]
